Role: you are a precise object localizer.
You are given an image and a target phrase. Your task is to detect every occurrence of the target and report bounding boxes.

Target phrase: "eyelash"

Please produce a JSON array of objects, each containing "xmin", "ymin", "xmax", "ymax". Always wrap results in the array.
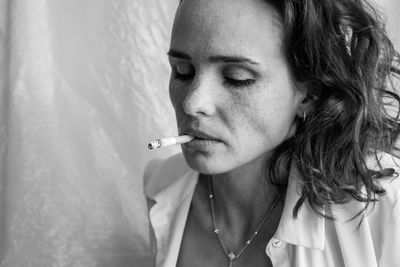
[
  {"xmin": 224, "ymin": 77, "xmax": 255, "ymax": 87},
  {"xmin": 173, "ymin": 72, "xmax": 255, "ymax": 88},
  {"xmin": 174, "ymin": 73, "xmax": 193, "ymax": 81}
]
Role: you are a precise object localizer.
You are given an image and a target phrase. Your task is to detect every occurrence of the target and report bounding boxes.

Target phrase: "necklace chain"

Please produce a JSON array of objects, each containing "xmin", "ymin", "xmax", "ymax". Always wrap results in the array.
[{"xmin": 208, "ymin": 176, "xmax": 281, "ymax": 267}]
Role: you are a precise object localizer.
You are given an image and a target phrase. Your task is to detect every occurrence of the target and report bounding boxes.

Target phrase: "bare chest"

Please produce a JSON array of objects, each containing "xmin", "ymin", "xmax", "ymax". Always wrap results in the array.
[{"xmin": 176, "ymin": 202, "xmax": 283, "ymax": 267}]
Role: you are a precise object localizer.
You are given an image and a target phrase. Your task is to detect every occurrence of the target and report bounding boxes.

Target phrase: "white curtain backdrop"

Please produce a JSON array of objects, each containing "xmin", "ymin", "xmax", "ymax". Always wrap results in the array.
[
  {"xmin": 377, "ymin": 0, "xmax": 400, "ymax": 50},
  {"xmin": 0, "ymin": 0, "xmax": 398, "ymax": 267},
  {"xmin": 0, "ymin": 0, "xmax": 178, "ymax": 266}
]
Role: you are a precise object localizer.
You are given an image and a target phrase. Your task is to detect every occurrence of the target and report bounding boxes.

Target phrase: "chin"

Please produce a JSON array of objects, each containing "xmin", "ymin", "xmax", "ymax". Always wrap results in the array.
[{"xmin": 182, "ymin": 151, "xmax": 231, "ymax": 174}]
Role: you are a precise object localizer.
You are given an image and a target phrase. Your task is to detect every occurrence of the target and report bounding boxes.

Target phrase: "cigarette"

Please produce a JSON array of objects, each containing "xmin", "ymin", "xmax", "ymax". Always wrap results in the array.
[{"xmin": 148, "ymin": 135, "xmax": 194, "ymax": 149}]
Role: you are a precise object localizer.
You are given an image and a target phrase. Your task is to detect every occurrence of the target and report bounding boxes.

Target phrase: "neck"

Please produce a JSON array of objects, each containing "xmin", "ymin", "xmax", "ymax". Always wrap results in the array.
[{"xmin": 206, "ymin": 155, "xmax": 281, "ymax": 234}]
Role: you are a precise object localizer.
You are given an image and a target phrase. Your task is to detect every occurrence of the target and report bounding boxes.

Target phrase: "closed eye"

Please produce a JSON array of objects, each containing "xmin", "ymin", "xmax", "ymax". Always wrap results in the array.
[
  {"xmin": 172, "ymin": 64, "xmax": 195, "ymax": 80},
  {"xmin": 174, "ymin": 72, "xmax": 194, "ymax": 80},
  {"xmin": 224, "ymin": 77, "xmax": 255, "ymax": 88}
]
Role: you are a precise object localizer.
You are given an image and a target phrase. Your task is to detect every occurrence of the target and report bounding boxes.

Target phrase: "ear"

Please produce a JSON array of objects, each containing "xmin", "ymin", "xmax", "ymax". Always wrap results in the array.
[{"xmin": 295, "ymin": 85, "xmax": 315, "ymax": 121}]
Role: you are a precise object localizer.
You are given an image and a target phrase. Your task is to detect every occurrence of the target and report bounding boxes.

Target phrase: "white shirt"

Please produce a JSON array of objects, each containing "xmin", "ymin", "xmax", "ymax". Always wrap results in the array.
[{"xmin": 144, "ymin": 153, "xmax": 400, "ymax": 267}]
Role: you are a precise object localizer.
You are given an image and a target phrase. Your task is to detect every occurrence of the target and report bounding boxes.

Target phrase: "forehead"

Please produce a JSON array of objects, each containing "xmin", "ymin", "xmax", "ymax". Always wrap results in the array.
[{"xmin": 170, "ymin": 0, "xmax": 284, "ymax": 61}]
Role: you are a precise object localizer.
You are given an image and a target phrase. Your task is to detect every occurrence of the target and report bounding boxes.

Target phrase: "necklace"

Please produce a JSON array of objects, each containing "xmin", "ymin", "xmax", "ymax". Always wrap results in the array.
[{"xmin": 208, "ymin": 176, "xmax": 281, "ymax": 267}]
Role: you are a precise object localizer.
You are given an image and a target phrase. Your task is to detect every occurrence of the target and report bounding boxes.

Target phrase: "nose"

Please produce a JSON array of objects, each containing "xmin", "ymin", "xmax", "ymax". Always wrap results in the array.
[{"xmin": 182, "ymin": 75, "xmax": 216, "ymax": 117}]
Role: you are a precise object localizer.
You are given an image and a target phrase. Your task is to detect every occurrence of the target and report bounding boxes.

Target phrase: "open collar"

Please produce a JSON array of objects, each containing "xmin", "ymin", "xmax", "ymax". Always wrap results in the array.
[
  {"xmin": 147, "ymin": 156, "xmax": 326, "ymax": 251},
  {"xmin": 274, "ymin": 162, "xmax": 325, "ymax": 250}
]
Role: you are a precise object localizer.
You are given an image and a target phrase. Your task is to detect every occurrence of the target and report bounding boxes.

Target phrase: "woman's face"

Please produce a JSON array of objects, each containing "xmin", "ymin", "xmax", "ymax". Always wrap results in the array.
[{"xmin": 169, "ymin": 0, "xmax": 306, "ymax": 174}]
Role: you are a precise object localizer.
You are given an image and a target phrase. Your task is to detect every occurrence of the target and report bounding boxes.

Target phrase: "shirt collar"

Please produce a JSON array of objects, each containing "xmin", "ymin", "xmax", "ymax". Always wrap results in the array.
[
  {"xmin": 150, "ymin": 168, "xmax": 198, "ymax": 206},
  {"xmin": 274, "ymin": 161, "xmax": 325, "ymax": 250},
  {"xmin": 148, "ymin": 157, "xmax": 326, "ymax": 251},
  {"xmin": 145, "ymin": 153, "xmax": 198, "ymax": 206}
]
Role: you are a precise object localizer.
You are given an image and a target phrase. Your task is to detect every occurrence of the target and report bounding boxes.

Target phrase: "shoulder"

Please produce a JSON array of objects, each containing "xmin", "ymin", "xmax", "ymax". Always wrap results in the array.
[
  {"xmin": 367, "ymin": 151, "xmax": 400, "ymax": 203},
  {"xmin": 361, "ymin": 152, "xmax": 400, "ymax": 265},
  {"xmin": 362, "ymin": 152, "xmax": 400, "ymax": 230},
  {"xmin": 143, "ymin": 153, "xmax": 193, "ymax": 199}
]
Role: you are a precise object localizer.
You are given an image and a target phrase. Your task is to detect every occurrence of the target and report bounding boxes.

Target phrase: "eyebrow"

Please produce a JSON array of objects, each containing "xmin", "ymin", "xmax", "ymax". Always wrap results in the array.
[{"xmin": 167, "ymin": 49, "xmax": 260, "ymax": 65}]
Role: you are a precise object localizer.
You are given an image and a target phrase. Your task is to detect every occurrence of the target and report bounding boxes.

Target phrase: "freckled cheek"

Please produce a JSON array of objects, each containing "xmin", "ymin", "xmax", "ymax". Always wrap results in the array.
[
  {"xmin": 241, "ymin": 110, "xmax": 269, "ymax": 139},
  {"xmin": 221, "ymin": 98, "xmax": 261, "ymax": 141},
  {"xmin": 253, "ymin": 100, "xmax": 297, "ymax": 141},
  {"xmin": 233, "ymin": 95, "xmax": 290, "ymax": 141}
]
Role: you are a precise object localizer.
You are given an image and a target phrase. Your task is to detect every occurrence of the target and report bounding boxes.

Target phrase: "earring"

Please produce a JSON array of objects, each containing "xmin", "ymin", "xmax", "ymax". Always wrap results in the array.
[{"xmin": 303, "ymin": 111, "xmax": 306, "ymax": 122}]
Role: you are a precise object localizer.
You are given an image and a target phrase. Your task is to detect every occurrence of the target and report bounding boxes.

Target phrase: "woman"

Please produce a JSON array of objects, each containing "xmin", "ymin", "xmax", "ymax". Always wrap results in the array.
[{"xmin": 144, "ymin": 0, "xmax": 400, "ymax": 266}]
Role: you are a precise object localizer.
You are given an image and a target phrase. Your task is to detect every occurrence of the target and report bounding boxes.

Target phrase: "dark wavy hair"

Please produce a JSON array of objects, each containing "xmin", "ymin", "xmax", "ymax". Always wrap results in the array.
[{"xmin": 267, "ymin": 0, "xmax": 400, "ymax": 220}]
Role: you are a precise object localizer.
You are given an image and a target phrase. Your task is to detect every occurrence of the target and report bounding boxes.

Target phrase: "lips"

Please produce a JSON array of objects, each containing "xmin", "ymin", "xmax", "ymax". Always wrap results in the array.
[{"xmin": 180, "ymin": 128, "xmax": 220, "ymax": 141}]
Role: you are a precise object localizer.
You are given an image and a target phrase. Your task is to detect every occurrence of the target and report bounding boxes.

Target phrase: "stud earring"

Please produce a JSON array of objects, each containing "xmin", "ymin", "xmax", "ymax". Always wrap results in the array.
[{"xmin": 303, "ymin": 111, "xmax": 306, "ymax": 122}]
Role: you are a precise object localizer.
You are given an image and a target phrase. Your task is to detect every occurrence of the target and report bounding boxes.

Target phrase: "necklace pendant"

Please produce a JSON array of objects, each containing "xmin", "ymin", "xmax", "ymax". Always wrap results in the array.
[{"xmin": 228, "ymin": 252, "xmax": 236, "ymax": 261}]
